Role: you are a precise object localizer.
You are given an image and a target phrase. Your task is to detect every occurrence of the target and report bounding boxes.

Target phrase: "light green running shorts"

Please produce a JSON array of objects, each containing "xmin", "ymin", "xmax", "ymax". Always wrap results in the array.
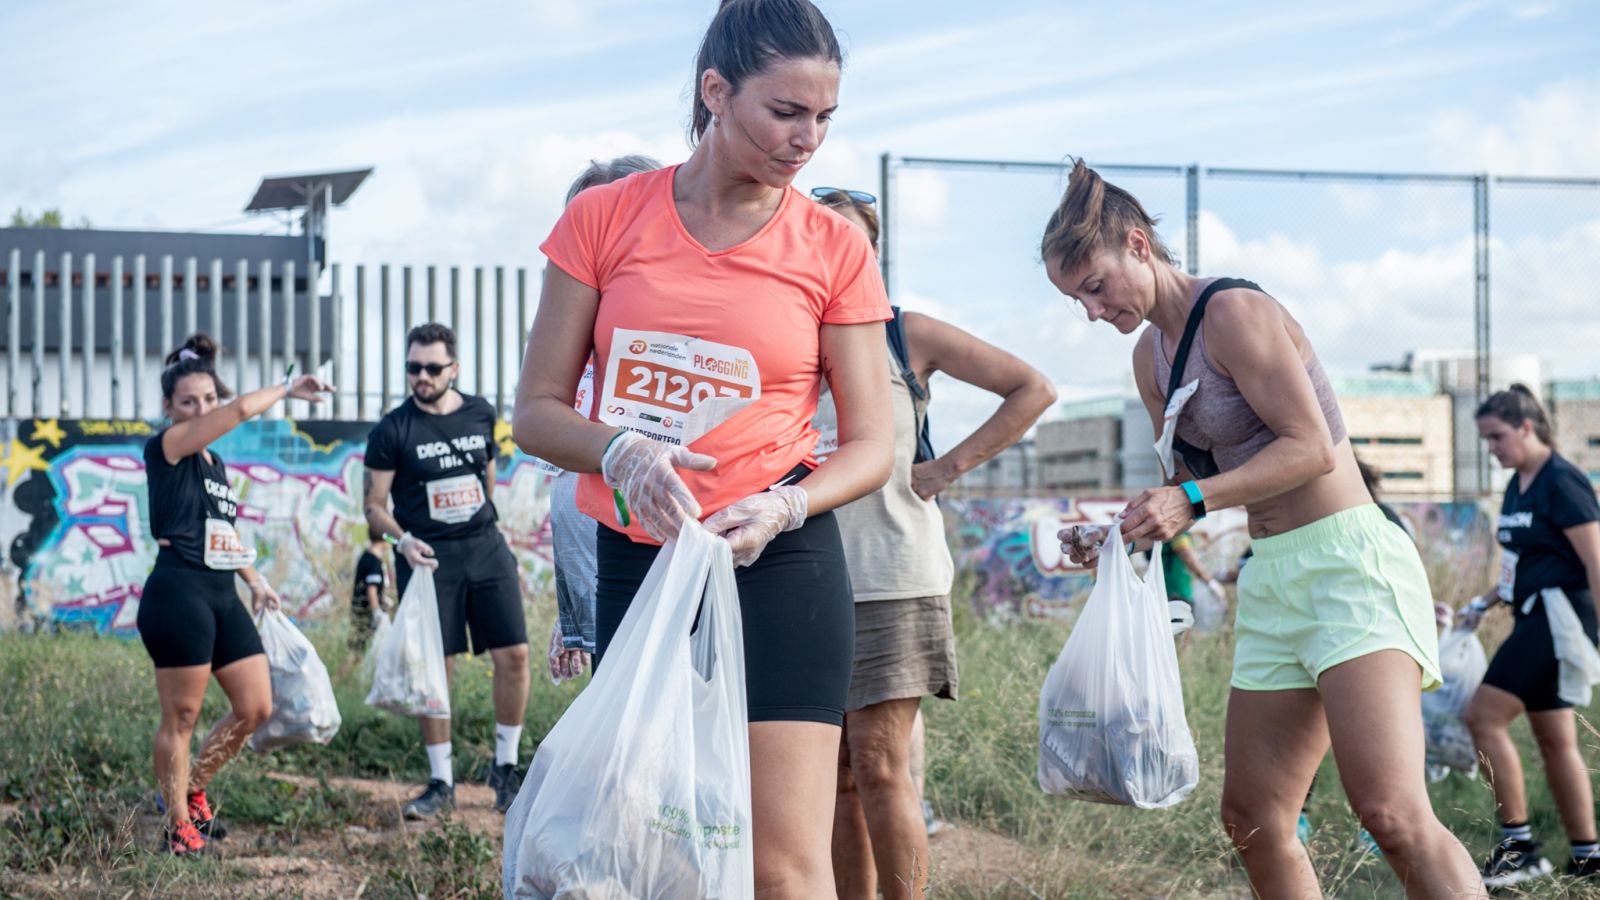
[{"xmin": 1234, "ymin": 504, "xmax": 1441, "ymax": 692}]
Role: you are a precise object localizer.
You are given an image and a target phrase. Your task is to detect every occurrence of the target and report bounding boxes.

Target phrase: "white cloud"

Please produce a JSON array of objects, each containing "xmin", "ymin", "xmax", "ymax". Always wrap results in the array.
[{"xmin": 1428, "ymin": 78, "xmax": 1600, "ymax": 175}]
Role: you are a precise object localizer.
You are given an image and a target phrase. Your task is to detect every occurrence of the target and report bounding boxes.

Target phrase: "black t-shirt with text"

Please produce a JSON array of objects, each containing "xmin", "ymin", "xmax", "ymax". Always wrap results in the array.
[
  {"xmin": 353, "ymin": 549, "xmax": 385, "ymax": 607},
  {"xmin": 365, "ymin": 393, "xmax": 500, "ymax": 542},
  {"xmin": 1498, "ymin": 452, "xmax": 1599, "ymax": 607},
  {"xmin": 144, "ymin": 429, "xmax": 241, "ymax": 570}
]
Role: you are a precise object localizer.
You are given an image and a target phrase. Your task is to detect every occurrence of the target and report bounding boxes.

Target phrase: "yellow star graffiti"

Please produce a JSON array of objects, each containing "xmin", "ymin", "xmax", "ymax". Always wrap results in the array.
[
  {"xmin": 494, "ymin": 419, "xmax": 517, "ymax": 459},
  {"xmin": 30, "ymin": 418, "xmax": 67, "ymax": 449},
  {"xmin": 1, "ymin": 438, "xmax": 49, "ymax": 488}
]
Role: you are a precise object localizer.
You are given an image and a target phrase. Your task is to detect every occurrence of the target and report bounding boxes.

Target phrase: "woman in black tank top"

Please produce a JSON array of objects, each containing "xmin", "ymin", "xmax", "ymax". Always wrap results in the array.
[
  {"xmin": 1040, "ymin": 162, "xmax": 1484, "ymax": 897},
  {"xmin": 138, "ymin": 333, "xmax": 330, "ymax": 856}
]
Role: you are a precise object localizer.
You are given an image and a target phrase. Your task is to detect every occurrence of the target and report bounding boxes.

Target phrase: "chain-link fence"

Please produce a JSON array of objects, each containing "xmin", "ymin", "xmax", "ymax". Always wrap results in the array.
[{"xmin": 879, "ymin": 155, "xmax": 1600, "ymax": 499}]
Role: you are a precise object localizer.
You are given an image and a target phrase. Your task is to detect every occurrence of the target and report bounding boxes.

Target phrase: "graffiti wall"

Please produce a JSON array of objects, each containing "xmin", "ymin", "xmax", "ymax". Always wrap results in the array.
[
  {"xmin": 1, "ymin": 417, "xmax": 554, "ymax": 635},
  {"xmin": 943, "ymin": 496, "xmax": 1499, "ymax": 623}
]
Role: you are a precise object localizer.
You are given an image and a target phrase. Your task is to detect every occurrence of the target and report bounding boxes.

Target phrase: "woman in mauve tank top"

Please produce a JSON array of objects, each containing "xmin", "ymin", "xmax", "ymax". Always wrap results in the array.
[{"xmin": 1041, "ymin": 161, "xmax": 1483, "ymax": 898}]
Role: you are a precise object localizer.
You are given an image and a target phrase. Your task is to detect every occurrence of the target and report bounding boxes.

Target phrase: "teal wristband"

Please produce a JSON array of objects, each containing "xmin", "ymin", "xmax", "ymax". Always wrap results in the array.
[{"xmin": 1180, "ymin": 480, "xmax": 1206, "ymax": 521}]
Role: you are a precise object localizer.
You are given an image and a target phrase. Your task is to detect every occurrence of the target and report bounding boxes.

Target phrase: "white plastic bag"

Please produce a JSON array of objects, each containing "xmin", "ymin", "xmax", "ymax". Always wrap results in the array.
[
  {"xmin": 504, "ymin": 521, "xmax": 753, "ymax": 900},
  {"xmin": 1422, "ymin": 626, "xmax": 1487, "ymax": 780},
  {"xmin": 361, "ymin": 609, "xmax": 393, "ymax": 682},
  {"xmin": 365, "ymin": 568, "xmax": 450, "ymax": 719},
  {"xmin": 1038, "ymin": 525, "xmax": 1199, "ymax": 808},
  {"xmin": 250, "ymin": 610, "xmax": 342, "ymax": 752}
]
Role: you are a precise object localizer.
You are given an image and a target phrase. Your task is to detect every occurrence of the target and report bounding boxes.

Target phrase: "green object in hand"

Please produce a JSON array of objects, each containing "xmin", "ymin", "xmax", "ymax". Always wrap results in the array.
[{"xmin": 613, "ymin": 489, "xmax": 631, "ymax": 527}]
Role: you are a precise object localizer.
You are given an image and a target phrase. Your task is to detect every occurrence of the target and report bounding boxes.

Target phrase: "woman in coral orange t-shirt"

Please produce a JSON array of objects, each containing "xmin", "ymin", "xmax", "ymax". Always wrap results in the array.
[{"xmin": 512, "ymin": 1, "xmax": 894, "ymax": 893}]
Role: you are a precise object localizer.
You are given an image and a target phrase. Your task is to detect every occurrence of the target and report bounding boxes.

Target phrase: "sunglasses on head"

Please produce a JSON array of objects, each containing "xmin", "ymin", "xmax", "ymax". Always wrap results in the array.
[
  {"xmin": 406, "ymin": 362, "xmax": 451, "ymax": 377},
  {"xmin": 810, "ymin": 187, "xmax": 877, "ymax": 205}
]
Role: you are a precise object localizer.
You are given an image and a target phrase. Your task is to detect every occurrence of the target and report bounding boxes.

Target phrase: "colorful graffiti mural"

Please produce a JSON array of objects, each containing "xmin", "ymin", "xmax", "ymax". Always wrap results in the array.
[
  {"xmin": 942, "ymin": 495, "xmax": 1499, "ymax": 623},
  {"xmin": 1, "ymin": 417, "xmax": 555, "ymax": 635}
]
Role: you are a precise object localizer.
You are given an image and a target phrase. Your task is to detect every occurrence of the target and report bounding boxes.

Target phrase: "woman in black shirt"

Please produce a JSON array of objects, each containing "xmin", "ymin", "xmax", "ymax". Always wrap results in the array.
[
  {"xmin": 1462, "ymin": 384, "xmax": 1600, "ymax": 886},
  {"xmin": 138, "ymin": 334, "xmax": 329, "ymax": 855}
]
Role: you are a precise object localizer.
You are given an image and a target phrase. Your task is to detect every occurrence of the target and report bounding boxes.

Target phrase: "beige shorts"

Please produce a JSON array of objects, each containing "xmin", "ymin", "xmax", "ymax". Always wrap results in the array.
[{"xmin": 845, "ymin": 594, "xmax": 960, "ymax": 712}]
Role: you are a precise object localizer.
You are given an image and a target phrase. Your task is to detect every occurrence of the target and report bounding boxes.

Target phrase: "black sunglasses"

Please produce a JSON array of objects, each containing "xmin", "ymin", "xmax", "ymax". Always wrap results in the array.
[
  {"xmin": 406, "ymin": 362, "xmax": 452, "ymax": 377},
  {"xmin": 810, "ymin": 187, "xmax": 877, "ymax": 205}
]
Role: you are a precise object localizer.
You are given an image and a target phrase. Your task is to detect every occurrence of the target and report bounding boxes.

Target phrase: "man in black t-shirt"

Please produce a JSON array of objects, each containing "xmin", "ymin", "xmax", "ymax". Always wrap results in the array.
[
  {"xmin": 349, "ymin": 530, "xmax": 390, "ymax": 652},
  {"xmin": 364, "ymin": 323, "xmax": 529, "ymax": 818}
]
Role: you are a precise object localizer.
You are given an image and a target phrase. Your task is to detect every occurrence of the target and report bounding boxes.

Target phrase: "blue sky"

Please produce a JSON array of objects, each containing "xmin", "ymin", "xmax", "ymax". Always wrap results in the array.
[{"xmin": 3, "ymin": 0, "xmax": 1598, "ymax": 444}]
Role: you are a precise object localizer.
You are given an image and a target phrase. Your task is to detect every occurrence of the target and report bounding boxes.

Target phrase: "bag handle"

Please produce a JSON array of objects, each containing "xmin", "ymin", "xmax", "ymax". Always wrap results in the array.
[{"xmin": 1164, "ymin": 278, "xmax": 1262, "ymax": 403}]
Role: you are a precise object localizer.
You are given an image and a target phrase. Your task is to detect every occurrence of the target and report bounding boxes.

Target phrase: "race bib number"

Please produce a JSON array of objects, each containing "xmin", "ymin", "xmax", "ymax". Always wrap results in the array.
[
  {"xmin": 599, "ymin": 329, "xmax": 760, "ymax": 445},
  {"xmin": 811, "ymin": 388, "xmax": 839, "ymax": 462},
  {"xmin": 203, "ymin": 518, "xmax": 255, "ymax": 570},
  {"xmin": 426, "ymin": 474, "xmax": 486, "ymax": 524},
  {"xmin": 1496, "ymin": 548, "xmax": 1519, "ymax": 603}
]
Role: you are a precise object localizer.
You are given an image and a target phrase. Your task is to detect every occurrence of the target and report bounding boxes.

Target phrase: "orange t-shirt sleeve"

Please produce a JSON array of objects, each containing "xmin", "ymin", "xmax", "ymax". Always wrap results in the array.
[
  {"xmin": 539, "ymin": 184, "xmax": 610, "ymax": 290},
  {"xmin": 821, "ymin": 225, "xmax": 892, "ymax": 325}
]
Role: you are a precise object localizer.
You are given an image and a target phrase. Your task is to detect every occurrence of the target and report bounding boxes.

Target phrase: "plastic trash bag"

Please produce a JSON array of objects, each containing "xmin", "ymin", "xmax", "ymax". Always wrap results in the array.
[
  {"xmin": 250, "ymin": 609, "xmax": 342, "ymax": 752},
  {"xmin": 1422, "ymin": 626, "xmax": 1487, "ymax": 781},
  {"xmin": 1038, "ymin": 525, "xmax": 1199, "ymax": 808},
  {"xmin": 361, "ymin": 609, "xmax": 393, "ymax": 682},
  {"xmin": 365, "ymin": 568, "xmax": 450, "ymax": 719},
  {"xmin": 504, "ymin": 521, "xmax": 753, "ymax": 899}
]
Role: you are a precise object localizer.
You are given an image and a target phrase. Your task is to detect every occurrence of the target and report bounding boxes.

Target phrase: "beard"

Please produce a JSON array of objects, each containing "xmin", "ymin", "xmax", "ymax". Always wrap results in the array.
[{"xmin": 412, "ymin": 381, "xmax": 448, "ymax": 403}]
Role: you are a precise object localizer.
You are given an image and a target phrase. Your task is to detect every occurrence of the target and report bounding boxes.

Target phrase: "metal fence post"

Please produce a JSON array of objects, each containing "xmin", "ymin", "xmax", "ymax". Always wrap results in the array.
[
  {"xmin": 331, "ymin": 262, "xmax": 344, "ymax": 419},
  {"xmin": 259, "ymin": 260, "xmax": 273, "ymax": 411},
  {"xmin": 308, "ymin": 260, "xmax": 321, "ymax": 419},
  {"xmin": 426, "ymin": 264, "xmax": 438, "ymax": 322},
  {"xmin": 381, "ymin": 264, "xmax": 392, "ymax": 414},
  {"xmin": 210, "ymin": 259, "xmax": 223, "ymax": 347},
  {"xmin": 516, "ymin": 267, "xmax": 528, "ymax": 368},
  {"xmin": 450, "ymin": 266, "xmax": 460, "ymax": 332},
  {"xmin": 184, "ymin": 257, "xmax": 198, "ymax": 337},
  {"xmin": 81, "ymin": 253, "xmax": 95, "ymax": 416},
  {"xmin": 495, "ymin": 265, "xmax": 505, "ymax": 414},
  {"xmin": 283, "ymin": 260, "xmax": 296, "ymax": 419},
  {"xmin": 235, "ymin": 259, "xmax": 249, "ymax": 399},
  {"xmin": 474, "ymin": 267, "xmax": 485, "ymax": 396},
  {"xmin": 403, "ymin": 265, "xmax": 414, "ymax": 333},
  {"xmin": 356, "ymin": 264, "xmax": 367, "ymax": 419},
  {"xmin": 1185, "ymin": 163, "xmax": 1200, "ymax": 275},
  {"xmin": 59, "ymin": 252, "xmax": 72, "ymax": 416},
  {"xmin": 6, "ymin": 249, "xmax": 18, "ymax": 416},
  {"xmin": 32, "ymin": 251, "xmax": 44, "ymax": 417},
  {"xmin": 160, "ymin": 255, "xmax": 173, "ymax": 353},
  {"xmin": 111, "ymin": 256, "xmax": 123, "ymax": 418},
  {"xmin": 133, "ymin": 255, "xmax": 146, "ymax": 419},
  {"xmin": 1473, "ymin": 173, "xmax": 1491, "ymax": 495},
  {"xmin": 878, "ymin": 152, "xmax": 892, "ymax": 289}
]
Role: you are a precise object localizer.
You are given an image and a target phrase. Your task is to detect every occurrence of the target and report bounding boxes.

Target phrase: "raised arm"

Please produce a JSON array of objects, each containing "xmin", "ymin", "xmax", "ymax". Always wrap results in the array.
[
  {"xmin": 903, "ymin": 312, "xmax": 1056, "ymax": 500},
  {"xmin": 160, "ymin": 375, "xmax": 329, "ymax": 465}
]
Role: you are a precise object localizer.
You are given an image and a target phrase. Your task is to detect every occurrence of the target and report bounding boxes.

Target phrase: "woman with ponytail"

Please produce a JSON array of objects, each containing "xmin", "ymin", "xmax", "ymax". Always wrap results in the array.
[
  {"xmin": 1460, "ymin": 385, "xmax": 1600, "ymax": 886},
  {"xmin": 513, "ymin": 1, "xmax": 893, "ymax": 894},
  {"xmin": 138, "ymin": 333, "xmax": 330, "ymax": 856},
  {"xmin": 1043, "ymin": 161, "xmax": 1482, "ymax": 897}
]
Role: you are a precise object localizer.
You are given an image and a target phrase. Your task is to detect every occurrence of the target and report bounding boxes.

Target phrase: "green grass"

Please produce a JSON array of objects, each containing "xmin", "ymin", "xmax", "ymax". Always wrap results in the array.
[{"xmin": 2, "ymin": 583, "xmax": 1598, "ymax": 897}]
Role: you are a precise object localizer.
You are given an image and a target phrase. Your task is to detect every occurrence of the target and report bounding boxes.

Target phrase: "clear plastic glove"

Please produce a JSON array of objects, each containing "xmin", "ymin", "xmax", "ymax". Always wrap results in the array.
[
  {"xmin": 287, "ymin": 374, "xmax": 334, "ymax": 403},
  {"xmin": 1059, "ymin": 524, "xmax": 1112, "ymax": 568},
  {"xmin": 1169, "ymin": 600, "xmax": 1195, "ymax": 637},
  {"xmin": 1457, "ymin": 596, "xmax": 1494, "ymax": 631},
  {"xmin": 702, "ymin": 485, "xmax": 808, "ymax": 567},
  {"xmin": 547, "ymin": 621, "xmax": 589, "ymax": 684},
  {"xmin": 601, "ymin": 431, "xmax": 717, "ymax": 541},
  {"xmin": 249, "ymin": 575, "xmax": 281, "ymax": 614},
  {"xmin": 397, "ymin": 532, "xmax": 439, "ymax": 570},
  {"xmin": 1205, "ymin": 578, "xmax": 1226, "ymax": 602}
]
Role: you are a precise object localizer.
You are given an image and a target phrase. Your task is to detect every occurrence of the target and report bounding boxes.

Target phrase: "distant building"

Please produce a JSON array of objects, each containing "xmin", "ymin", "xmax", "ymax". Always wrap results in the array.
[
  {"xmin": 1550, "ymin": 379, "xmax": 1600, "ymax": 485},
  {"xmin": 1036, "ymin": 397, "xmax": 1124, "ymax": 492},
  {"xmin": 952, "ymin": 439, "xmax": 1036, "ymax": 495},
  {"xmin": 1335, "ymin": 374, "xmax": 1455, "ymax": 499}
]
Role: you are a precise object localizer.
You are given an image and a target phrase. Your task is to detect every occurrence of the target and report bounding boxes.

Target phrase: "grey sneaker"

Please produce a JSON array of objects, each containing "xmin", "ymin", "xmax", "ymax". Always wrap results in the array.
[
  {"xmin": 1482, "ymin": 838, "xmax": 1554, "ymax": 888},
  {"xmin": 488, "ymin": 763, "xmax": 523, "ymax": 814},
  {"xmin": 403, "ymin": 779, "xmax": 455, "ymax": 820}
]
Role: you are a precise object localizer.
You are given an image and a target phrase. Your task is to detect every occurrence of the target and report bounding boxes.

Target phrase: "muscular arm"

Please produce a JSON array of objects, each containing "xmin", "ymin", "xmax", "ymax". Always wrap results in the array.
[
  {"xmin": 363, "ymin": 468, "xmax": 405, "ymax": 543},
  {"xmin": 799, "ymin": 321, "xmax": 895, "ymax": 514},
  {"xmin": 903, "ymin": 312, "xmax": 1056, "ymax": 499},
  {"xmin": 1183, "ymin": 291, "xmax": 1336, "ymax": 510}
]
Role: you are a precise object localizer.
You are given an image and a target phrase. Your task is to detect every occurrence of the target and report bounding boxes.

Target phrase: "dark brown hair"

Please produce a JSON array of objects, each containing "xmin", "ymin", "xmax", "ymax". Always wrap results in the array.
[
  {"xmin": 1476, "ymin": 383, "xmax": 1553, "ymax": 445},
  {"xmin": 1041, "ymin": 159, "xmax": 1176, "ymax": 274},
  {"xmin": 161, "ymin": 333, "xmax": 232, "ymax": 401},
  {"xmin": 690, "ymin": 0, "xmax": 842, "ymax": 144},
  {"xmin": 407, "ymin": 322, "xmax": 457, "ymax": 360},
  {"xmin": 815, "ymin": 190, "xmax": 878, "ymax": 249}
]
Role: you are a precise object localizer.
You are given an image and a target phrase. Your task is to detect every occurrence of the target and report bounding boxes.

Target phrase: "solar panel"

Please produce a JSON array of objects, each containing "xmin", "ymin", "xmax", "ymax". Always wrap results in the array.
[{"xmin": 244, "ymin": 169, "xmax": 373, "ymax": 212}]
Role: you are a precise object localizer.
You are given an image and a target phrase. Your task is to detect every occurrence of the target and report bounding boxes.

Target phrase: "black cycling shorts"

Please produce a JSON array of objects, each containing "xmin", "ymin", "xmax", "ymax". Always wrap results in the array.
[
  {"xmin": 1483, "ymin": 590, "xmax": 1599, "ymax": 712},
  {"xmin": 594, "ymin": 511, "xmax": 856, "ymax": 726},
  {"xmin": 396, "ymin": 531, "xmax": 527, "ymax": 656},
  {"xmin": 137, "ymin": 549, "xmax": 264, "ymax": 670}
]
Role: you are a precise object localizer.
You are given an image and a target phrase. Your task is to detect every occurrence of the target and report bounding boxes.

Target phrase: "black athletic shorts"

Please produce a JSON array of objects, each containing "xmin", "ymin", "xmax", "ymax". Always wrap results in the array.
[
  {"xmin": 593, "ymin": 511, "xmax": 856, "ymax": 726},
  {"xmin": 137, "ymin": 549, "xmax": 264, "ymax": 670},
  {"xmin": 1483, "ymin": 590, "xmax": 1599, "ymax": 712},
  {"xmin": 396, "ymin": 531, "xmax": 527, "ymax": 656}
]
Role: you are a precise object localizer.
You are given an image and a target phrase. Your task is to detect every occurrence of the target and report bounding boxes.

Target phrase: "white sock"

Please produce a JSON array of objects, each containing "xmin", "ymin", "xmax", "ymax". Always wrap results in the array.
[
  {"xmin": 495, "ymin": 724, "xmax": 523, "ymax": 767},
  {"xmin": 425, "ymin": 742, "xmax": 453, "ymax": 786}
]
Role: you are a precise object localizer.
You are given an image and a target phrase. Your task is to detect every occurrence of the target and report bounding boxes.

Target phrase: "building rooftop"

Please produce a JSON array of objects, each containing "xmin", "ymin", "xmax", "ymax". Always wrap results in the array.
[
  {"xmin": 1332, "ymin": 374, "xmax": 1441, "ymax": 397},
  {"xmin": 1551, "ymin": 379, "xmax": 1600, "ymax": 401},
  {"xmin": 1052, "ymin": 396, "xmax": 1128, "ymax": 422}
]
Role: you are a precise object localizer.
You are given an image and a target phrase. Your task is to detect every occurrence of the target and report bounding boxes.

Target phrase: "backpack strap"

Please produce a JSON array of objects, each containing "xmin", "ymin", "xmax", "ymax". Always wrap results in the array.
[
  {"xmin": 885, "ymin": 307, "xmax": 936, "ymax": 464},
  {"xmin": 1165, "ymin": 278, "xmax": 1262, "ymax": 403}
]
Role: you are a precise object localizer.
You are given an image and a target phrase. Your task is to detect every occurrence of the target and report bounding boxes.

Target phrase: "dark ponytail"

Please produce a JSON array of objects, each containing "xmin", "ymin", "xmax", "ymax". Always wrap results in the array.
[
  {"xmin": 161, "ymin": 333, "xmax": 233, "ymax": 401},
  {"xmin": 690, "ymin": 0, "xmax": 842, "ymax": 144},
  {"xmin": 1476, "ymin": 383, "xmax": 1553, "ymax": 445}
]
